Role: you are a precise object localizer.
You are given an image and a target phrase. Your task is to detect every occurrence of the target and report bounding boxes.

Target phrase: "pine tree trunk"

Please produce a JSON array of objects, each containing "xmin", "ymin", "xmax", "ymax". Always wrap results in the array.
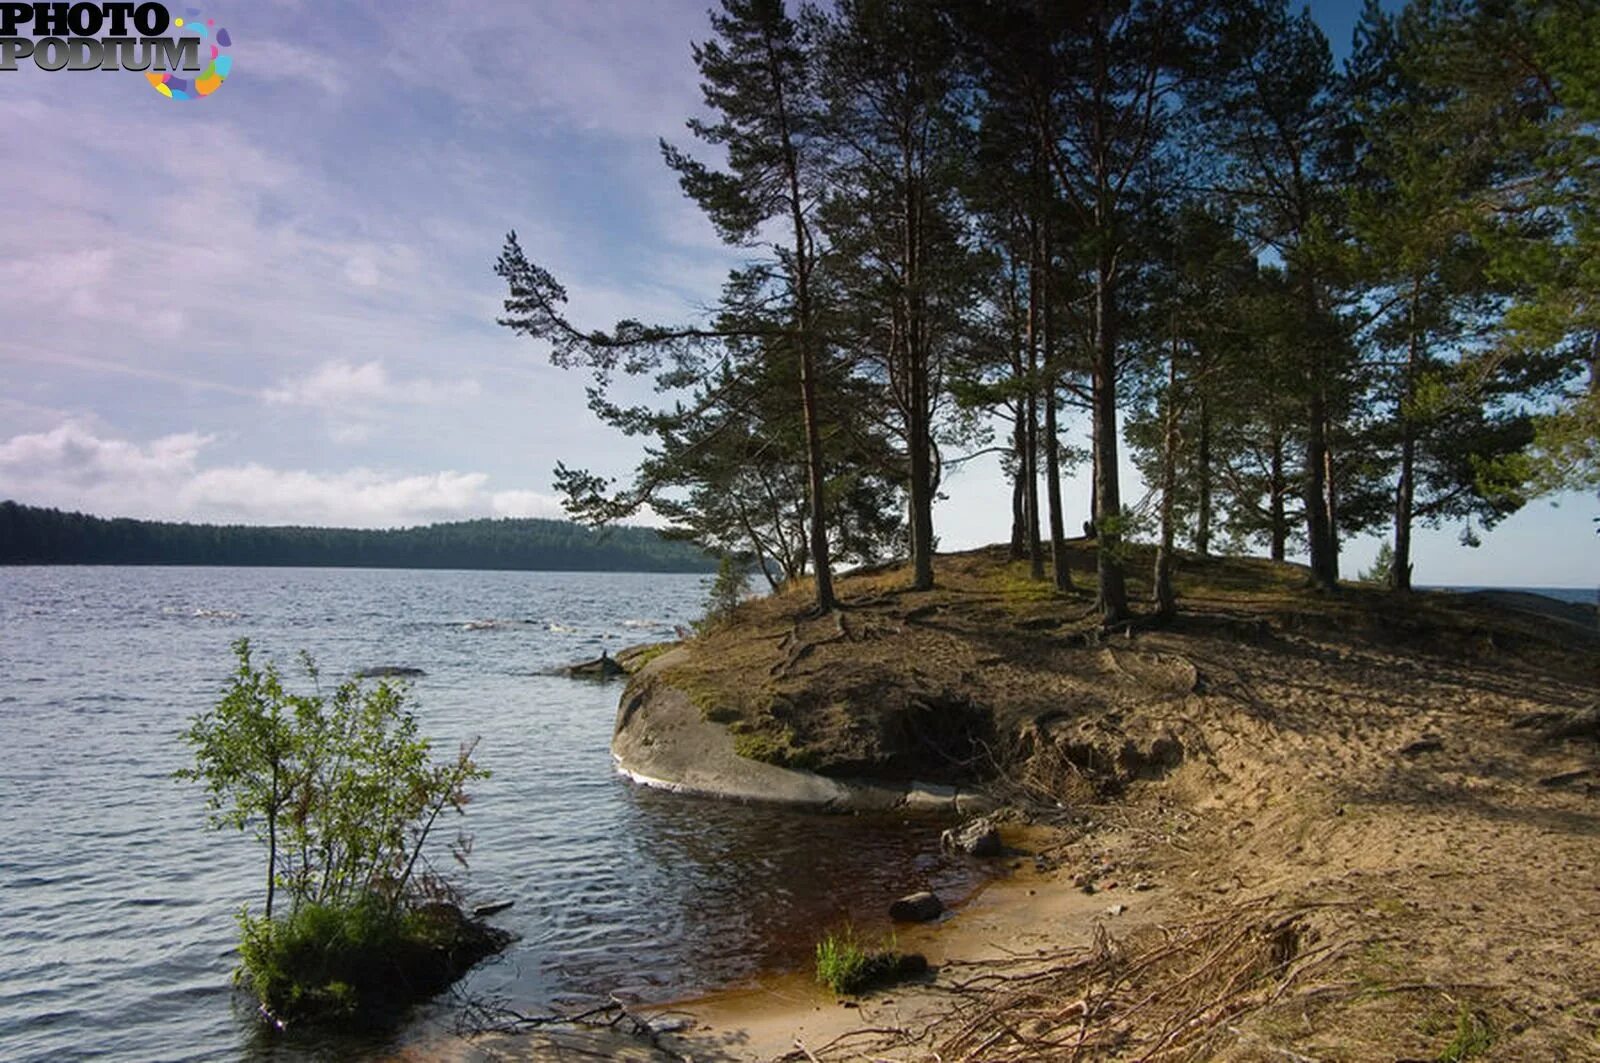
[
  {"xmin": 909, "ymin": 392, "xmax": 934, "ymax": 590},
  {"xmin": 1270, "ymin": 428, "xmax": 1287, "ymax": 563},
  {"xmin": 1304, "ymin": 342, "xmax": 1338, "ymax": 590},
  {"xmin": 906, "ymin": 169, "xmax": 934, "ymax": 591},
  {"xmin": 1089, "ymin": 428, "xmax": 1101, "ymax": 532},
  {"xmin": 767, "ymin": 32, "xmax": 834, "ymax": 612},
  {"xmin": 1025, "ymin": 236, "xmax": 1044, "ymax": 582},
  {"xmin": 1391, "ymin": 286, "xmax": 1420, "ymax": 593},
  {"xmin": 797, "ymin": 342, "xmax": 835, "ymax": 611},
  {"xmin": 1010, "ymin": 413, "xmax": 1027, "ymax": 561},
  {"xmin": 1041, "ymin": 225, "xmax": 1071, "ymax": 592},
  {"xmin": 1196, "ymin": 394, "xmax": 1212, "ymax": 557},
  {"xmin": 1092, "ymin": 241, "xmax": 1129, "ymax": 622},
  {"xmin": 1153, "ymin": 333, "xmax": 1179, "ymax": 617}
]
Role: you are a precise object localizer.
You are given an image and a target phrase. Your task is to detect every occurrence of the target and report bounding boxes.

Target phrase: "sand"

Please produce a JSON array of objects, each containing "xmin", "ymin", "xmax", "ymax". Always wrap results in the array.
[{"xmin": 455, "ymin": 548, "xmax": 1599, "ymax": 1061}]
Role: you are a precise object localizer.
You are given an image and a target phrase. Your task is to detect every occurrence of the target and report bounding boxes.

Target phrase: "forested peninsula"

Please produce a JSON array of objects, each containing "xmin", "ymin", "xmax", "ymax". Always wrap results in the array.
[{"xmin": 0, "ymin": 501, "xmax": 714, "ymax": 572}]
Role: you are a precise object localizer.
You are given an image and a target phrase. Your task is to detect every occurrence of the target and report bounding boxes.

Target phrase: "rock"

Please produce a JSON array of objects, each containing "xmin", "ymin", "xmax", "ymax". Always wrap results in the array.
[
  {"xmin": 566, "ymin": 651, "xmax": 627, "ymax": 680},
  {"xmin": 612, "ymin": 642, "xmax": 673, "ymax": 675},
  {"xmin": 940, "ymin": 815, "xmax": 1002, "ymax": 857},
  {"xmin": 955, "ymin": 790, "xmax": 1000, "ymax": 816},
  {"xmin": 355, "ymin": 665, "xmax": 425, "ymax": 679},
  {"xmin": 1106, "ymin": 903, "xmax": 1126, "ymax": 916},
  {"xmin": 902, "ymin": 781, "xmax": 957, "ymax": 812},
  {"xmin": 889, "ymin": 891, "xmax": 944, "ymax": 922},
  {"xmin": 894, "ymin": 953, "xmax": 929, "ymax": 978}
]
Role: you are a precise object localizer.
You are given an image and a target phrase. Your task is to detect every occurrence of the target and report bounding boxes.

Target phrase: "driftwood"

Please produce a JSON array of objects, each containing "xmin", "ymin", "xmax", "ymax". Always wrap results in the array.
[{"xmin": 777, "ymin": 898, "xmax": 1346, "ymax": 1062}]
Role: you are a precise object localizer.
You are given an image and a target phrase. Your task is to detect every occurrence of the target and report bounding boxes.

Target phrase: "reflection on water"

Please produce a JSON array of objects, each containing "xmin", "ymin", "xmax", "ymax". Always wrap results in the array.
[{"xmin": 0, "ymin": 567, "xmax": 994, "ymax": 1062}]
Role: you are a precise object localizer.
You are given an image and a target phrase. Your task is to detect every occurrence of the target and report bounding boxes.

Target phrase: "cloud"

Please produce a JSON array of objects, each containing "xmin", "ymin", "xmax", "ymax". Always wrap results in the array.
[
  {"xmin": 263, "ymin": 360, "xmax": 481, "ymax": 409},
  {"xmin": 180, "ymin": 466, "xmax": 492, "ymax": 526},
  {"xmin": 0, "ymin": 421, "xmax": 210, "ymax": 500},
  {"xmin": 0, "ymin": 422, "xmax": 565, "ymax": 528},
  {"xmin": 375, "ymin": 1, "xmax": 706, "ymax": 139}
]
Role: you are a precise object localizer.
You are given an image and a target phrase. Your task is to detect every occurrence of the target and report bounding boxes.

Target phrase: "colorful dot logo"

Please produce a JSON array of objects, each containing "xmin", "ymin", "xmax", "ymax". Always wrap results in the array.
[{"xmin": 146, "ymin": 9, "xmax": 232, "ymax": 101}]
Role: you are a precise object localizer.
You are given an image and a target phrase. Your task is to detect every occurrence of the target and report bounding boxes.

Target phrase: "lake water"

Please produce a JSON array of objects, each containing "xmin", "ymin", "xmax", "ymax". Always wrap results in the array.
[
  {"xmin": 1434, "ymin": 585, "xmax": 1595, "ymax": 605},
  {"xmin": 0, "ymin": 567, "xmax": 988, "ymax": 1062}
]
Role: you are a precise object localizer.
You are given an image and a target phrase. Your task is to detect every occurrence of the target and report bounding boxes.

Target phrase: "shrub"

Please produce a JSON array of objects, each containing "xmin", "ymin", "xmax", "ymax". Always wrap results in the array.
[
  {"xmin": 695, "ymin": 554, "xmax": 749, "ymax": 632},
  {"xmin": 178, "ymin": 639, "xmax": 497, "ymax": 1024}
]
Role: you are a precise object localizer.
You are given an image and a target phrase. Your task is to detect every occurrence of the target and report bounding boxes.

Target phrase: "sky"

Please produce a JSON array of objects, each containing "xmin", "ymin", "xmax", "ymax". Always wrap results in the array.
[{"xmin": 1, "ymin": 0, "xmax": 1594, "ymax": 588}]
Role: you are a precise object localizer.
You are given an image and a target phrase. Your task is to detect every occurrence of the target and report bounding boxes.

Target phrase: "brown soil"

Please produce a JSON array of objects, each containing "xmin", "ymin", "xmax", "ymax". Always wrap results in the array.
[{"xmin": 476, "ymin": 544, "xmax": 1600, "ymax": 1060}]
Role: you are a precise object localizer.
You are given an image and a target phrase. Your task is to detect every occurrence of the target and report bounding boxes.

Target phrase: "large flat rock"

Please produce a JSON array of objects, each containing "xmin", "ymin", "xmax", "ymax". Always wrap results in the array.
[{"xmin": 611, "ymin": 649, "xmax": 993, "ymax": 814}]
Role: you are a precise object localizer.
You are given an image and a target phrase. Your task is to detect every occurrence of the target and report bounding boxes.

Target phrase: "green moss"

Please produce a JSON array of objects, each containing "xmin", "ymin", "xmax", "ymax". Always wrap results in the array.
[
  {"xmin": 661, "ymin": 666, "xmax": 777, "ymax": 728},
  {"xmin": 732, "ymin": 726, "xmax": 818, "ymax": 770},
  {"xmin": 988, "ymin": 563, "xmax": 1061, "ymax": 613},
  {"xmin": 628, "ymin": 642, "xmax": 674, "ymax": 670}
]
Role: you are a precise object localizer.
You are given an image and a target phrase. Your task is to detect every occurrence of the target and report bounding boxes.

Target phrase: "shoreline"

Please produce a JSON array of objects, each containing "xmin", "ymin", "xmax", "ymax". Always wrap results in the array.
[
  {"xmin": 645, "ymin": 821, "xmax": 1143, "ymax": 1061},
  {"xmin": 465, "ymin": 549, "xmax": 1598, "ymax": 1060}
]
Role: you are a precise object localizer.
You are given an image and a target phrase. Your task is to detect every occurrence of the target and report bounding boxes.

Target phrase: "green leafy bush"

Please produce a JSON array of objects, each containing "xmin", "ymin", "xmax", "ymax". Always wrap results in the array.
[{"xmin": 178, "ymin": 639, "xmax": 498, "ymax": 1024}]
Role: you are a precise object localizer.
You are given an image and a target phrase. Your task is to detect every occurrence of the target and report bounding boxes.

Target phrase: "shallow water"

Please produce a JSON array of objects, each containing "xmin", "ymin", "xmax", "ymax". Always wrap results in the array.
[{"xmin": 0, "ymin": 567, "xmax": 986, "ymax": 1062}]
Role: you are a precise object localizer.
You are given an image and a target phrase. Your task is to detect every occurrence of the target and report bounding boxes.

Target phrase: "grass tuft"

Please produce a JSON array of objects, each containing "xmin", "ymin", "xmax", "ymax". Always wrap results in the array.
[
  {"xmin": 814, "ymin": 926, "xmax": 923, "ymax": 996},
  {"xmin": 1434, "ymin": 1005, "xmax": 1494, "ymax": 1062}
]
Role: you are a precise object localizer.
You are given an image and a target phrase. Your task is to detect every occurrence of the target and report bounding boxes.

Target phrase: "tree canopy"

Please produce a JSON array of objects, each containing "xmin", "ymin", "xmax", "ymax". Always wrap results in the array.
[{"xmin": 497, "ymin": 0, "xmax": 1598, "ymax": 613}]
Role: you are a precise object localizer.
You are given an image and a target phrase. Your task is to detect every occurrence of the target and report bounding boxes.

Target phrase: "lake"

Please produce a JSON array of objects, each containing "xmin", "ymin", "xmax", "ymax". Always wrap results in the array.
[{"xmin": 0, "ymin": 567, "xmax": 987, "ymax": 1062}]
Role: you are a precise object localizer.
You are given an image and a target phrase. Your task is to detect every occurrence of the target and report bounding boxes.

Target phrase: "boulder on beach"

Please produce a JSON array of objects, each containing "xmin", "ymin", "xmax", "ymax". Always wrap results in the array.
[
  {"xmin": 941, "ymin": 816, "xmax": 1002, "ymax": 857},
  {"xmin": 889, "ymin": 890, "xmax": 944, "ymax": 922}
]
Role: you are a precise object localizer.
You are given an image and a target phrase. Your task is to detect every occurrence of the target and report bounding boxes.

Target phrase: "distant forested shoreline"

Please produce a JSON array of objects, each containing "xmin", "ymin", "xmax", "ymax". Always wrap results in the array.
[{"xmin": 0, "ymin": 501, "xmax": 715, "ymax": 572}]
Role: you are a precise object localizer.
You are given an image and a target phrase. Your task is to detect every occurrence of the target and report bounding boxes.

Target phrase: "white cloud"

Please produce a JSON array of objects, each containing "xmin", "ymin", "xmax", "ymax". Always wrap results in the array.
[
  {"xmin": 0, "ymin": 423, "xmax": 209, "ymax": 494},
  {"xmin": 0, "ymin": 423, "xmax": 558, "ymax": 528},
  {"xmin": 180, "ymin": 466, "xmax": 491, "ymax": 526},
  {"xmin": 263, "ymin": 360, "xmax": 480, "ymax": 408}
]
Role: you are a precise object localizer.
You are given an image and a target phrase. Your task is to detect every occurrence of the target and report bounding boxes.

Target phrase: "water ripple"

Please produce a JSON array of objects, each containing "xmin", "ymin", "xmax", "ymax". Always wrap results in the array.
[{"xmin": 0, "ymin": 567, "xmax": 988, "ymax": 1062}]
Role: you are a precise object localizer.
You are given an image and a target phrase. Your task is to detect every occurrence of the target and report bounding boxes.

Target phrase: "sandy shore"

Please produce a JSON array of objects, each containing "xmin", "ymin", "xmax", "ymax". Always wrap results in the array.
[
  {"xmin": 457, "ymin": 576, "xmax": 1593, "ymax": 1056},
  {"xmin": 647, "ymin": 825, "xmax": 1160, "ymax": 1062}
]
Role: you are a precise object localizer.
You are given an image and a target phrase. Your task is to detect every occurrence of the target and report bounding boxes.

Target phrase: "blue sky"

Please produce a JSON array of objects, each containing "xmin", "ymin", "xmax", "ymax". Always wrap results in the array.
[{"xmin": 1, "ymin": 0, "xmax": 1594, "ymax": 587}]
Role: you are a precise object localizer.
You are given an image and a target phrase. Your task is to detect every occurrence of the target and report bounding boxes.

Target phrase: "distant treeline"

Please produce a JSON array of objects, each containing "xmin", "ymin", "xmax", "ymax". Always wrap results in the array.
[{"xmin": 0, "ymin": 501, "xmax": 715, "ymax": 572}]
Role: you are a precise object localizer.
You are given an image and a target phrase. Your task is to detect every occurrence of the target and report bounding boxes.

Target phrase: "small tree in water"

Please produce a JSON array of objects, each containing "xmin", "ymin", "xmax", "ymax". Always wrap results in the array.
[{"xmin": 177, "ymin": 639, "xmax": 500, "ymax": 1024}]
